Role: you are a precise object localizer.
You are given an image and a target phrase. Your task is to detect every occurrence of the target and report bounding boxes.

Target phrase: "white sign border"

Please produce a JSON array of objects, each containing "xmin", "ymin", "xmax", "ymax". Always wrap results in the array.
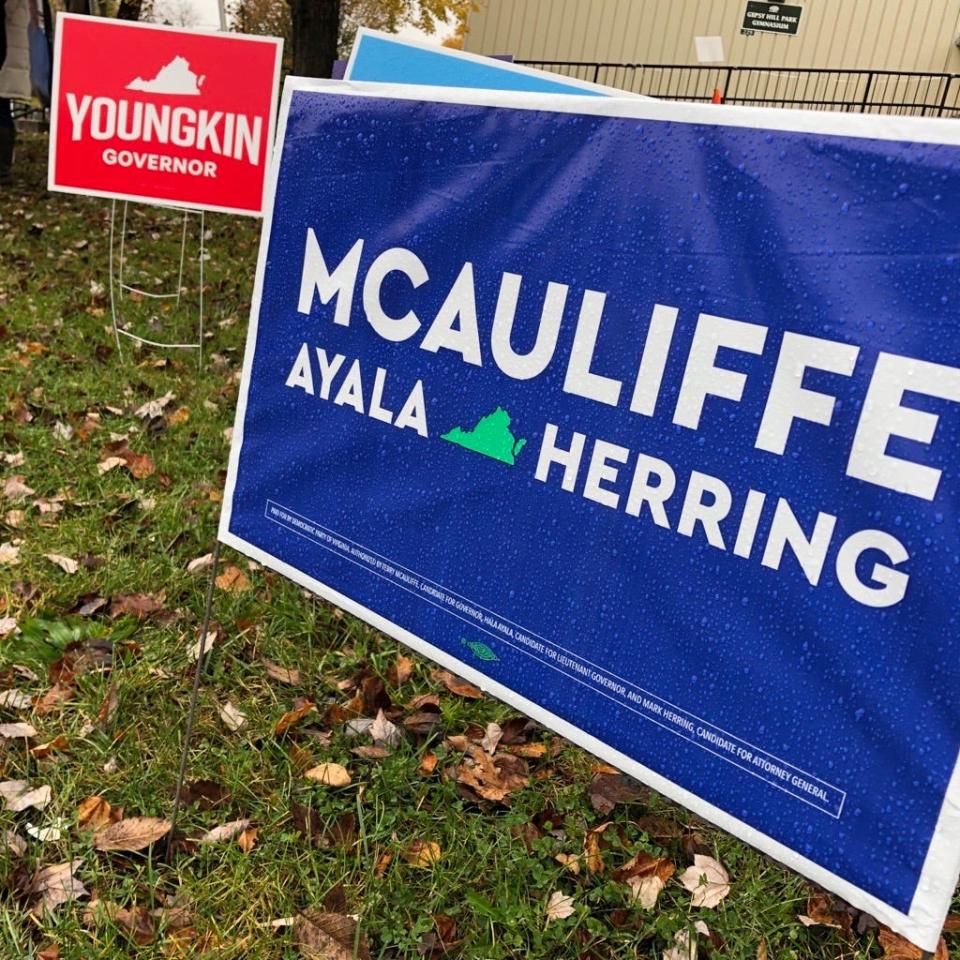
[
  {"xmin": 220, "ymin": 76, "xmax": 960, "ymax": 951},
  {"xmin": 47, "ymin": 13, "xmax": 284, "ymax": 218}
]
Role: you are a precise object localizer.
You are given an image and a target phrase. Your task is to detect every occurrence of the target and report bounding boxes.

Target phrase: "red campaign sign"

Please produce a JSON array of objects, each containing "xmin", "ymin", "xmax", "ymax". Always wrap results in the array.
[{"xmin": 48, "ymin": 15, "xmax": 283, "ymax": 216}]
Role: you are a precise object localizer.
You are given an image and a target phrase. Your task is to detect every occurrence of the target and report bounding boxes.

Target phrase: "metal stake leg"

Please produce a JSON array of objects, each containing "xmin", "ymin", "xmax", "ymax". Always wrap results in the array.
[
  {"xmin": 108, "ymin": 200, "xmax": 124, "ymax": 362},
  {"xmin": 166, "ymin": 539, "xmax": 222, "ymax": 861}
]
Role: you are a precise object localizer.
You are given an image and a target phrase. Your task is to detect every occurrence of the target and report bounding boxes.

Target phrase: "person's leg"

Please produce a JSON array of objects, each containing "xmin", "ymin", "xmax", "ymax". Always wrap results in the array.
[{"xmin": 0, "ymin": 97, "xmax": 13, "ymax": 184}]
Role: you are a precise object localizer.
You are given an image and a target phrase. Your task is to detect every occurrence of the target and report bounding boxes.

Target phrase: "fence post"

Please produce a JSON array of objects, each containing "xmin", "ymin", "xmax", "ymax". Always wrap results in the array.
[
  {"xmin": 936, "ymin": 75, "xmax": 954, "ymax": 117},
  {"xmin": 859, "ymin": 71, "xmax": 875, "ymax": 112},
  {"xmin": 593, "ymin": 63, "xmax": 601, "ymax": 85}
]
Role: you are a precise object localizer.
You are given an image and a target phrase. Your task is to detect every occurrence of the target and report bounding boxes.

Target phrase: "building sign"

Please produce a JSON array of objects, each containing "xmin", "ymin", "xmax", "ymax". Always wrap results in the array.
[
  {"xmin": 48, "ymin": 14, "xmax": 282, "ymax": 215},
  {"xmin": 741, "ymin": 1, "xmax": 803, "ymax": 36},
  {"xmin": 221, "ymin": 79, "xmax": 960, "ymax": 950}
]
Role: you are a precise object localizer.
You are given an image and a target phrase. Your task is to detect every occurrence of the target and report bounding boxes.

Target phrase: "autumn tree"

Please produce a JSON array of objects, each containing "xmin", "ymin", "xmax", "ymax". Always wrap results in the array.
[{"xmin": 227, "ymin": 0, "xmax": 478, "ymax": 78}]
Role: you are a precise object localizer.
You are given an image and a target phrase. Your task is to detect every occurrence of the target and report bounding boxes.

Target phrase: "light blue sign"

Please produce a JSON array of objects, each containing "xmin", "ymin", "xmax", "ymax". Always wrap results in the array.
[{"xmin": 344, "ymin": 28, "xmax": 638, "ymax": 98}]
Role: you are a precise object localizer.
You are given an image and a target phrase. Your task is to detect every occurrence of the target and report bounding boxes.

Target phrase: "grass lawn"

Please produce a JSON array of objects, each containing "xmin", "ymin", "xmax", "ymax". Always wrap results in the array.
[{"xmin": 1, "ymin": 134, "xmax": 957, "ymax": 960}]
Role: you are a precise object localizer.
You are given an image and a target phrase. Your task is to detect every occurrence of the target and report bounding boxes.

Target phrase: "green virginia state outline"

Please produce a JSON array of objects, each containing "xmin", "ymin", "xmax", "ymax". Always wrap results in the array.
[{"xmin": 440, "ymin": 406, "xmax": 527, "ymax": 465}]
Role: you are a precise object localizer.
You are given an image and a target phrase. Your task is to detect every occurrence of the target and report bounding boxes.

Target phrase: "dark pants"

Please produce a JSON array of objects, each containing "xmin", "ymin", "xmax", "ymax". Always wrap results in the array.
[{"xmin": 0, "ymin": 97, "xmax": 12, "ymax": 130}]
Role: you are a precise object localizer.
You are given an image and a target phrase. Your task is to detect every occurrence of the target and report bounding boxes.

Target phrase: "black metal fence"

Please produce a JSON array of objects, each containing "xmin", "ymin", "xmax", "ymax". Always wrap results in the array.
[{"xmin": 515, "ymin": 62, "xmax": 960, "ymax": 118}]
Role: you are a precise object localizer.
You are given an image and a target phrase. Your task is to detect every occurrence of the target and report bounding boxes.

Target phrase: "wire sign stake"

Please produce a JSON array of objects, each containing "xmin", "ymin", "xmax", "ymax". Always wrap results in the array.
[{"xmin": 107, "ymin": 199, "xmax": 206, "ymax": 369}]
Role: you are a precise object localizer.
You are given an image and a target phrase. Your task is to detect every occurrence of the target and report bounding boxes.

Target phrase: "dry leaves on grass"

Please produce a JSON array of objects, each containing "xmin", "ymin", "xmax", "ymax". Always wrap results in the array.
[
  {"xmin": 84, "ymin": 900, "xmax": 158, "ymax": 946},
  {"xmin": 216, "ymin": 564, "xmax": 251, "ymax": 592},
  {"xmin": 0, "ymin": 688, "xmax": 32, "ymax": 709},
  {"xmin": 27, "ymin": 860, "xmax": 88, "ymax": 913},
  {"xmin": 588, "ymin": 770, "xmax": 646, "ymax": 815},
  {"xmin": 133, "ymin": 391, "xmax": 175, "ymax": 420},
  {"xmin": 219, "ymin": 700, "xmax": 247, "ymax": 732},
  {"xmin": 613, "ymin": 851, "xmax": 676, "ymax": 909},
  {"xmin": 304, "ymin": 763, "xmax": 352, "ymax": 787},
  {"xmin": 100, "ymin": 441, "xmax": 155, "ymax": 480},
  {"xmin": 797, "ymin": 891, "xmax": 852, "ymax": 932},
  {"xmin": 432, "ymin": 668, "xmax": 484, "ymax": 699},
  {"xmin": 3, "ymin": 475, "xmax": 35, "ymax": 500},
  {"xmin": 0, "ymin": 721, "xmax": 36, "ymax": 738},
  {"xmin": 93, "ymin": 817, "xmax": 171, "ymax": 852},
  {"xmin": 877, "ymin": 927, "xmax": 949, "ymax": 960},
  {"xmin": 402, "ymin": 840, "xmax": 441, "ymax": 868},
  {"xmin": 30, "ymin": 735, "xmax": 69, "ymax": 759},
  {"xmin": 545, "ymin": 891, "xmax": 576, "ymax": 924},
  {"xmin": 680, "ymin": 854, "xmax": 731, "ymax": 908},
  {"xmin": 44, "ymin": 554, "xmax": 78, "ymax": 575},
  {"xmin": 369, "ymin": 709, "xmax": 401, "ymax": 747},
  {"xmin": 453, "ymin": 744, "xmax": 530, "ymax": 804},
  {"xmin": 199, "ymin": 819, "xmax": 251, "ymax": 844},
  {"xmin": 294, "ymin": 910, "xmax": 371, "ymax": 960},
  {"xmin": 275, "ymin": 699, "xmax": 316, "ymax": 735},
  {"xmin": 1, "ymin": 780, "xmax": 51, "ymax": 812},
  {"xmin": 76, "ymin": 796, "xmax": 114, "ymax": 831},
  {"xmin": 664, "ymin": 922, "xmax": 711, "ymax": 960},
  {"xmin": 109, "ymin": 592, "xmax": 166, "ymax": 620},
  {"xmin": 263, "ymin": 659, "xmax": 302, "ymax": 685},
  {"xmin": 0, "ymin": 542, "xmax": 21, "ymax": 565},
  {"xmin": 583, "ymin": 821, "xmax": 615, "ymax": 875},
  {"xmin": 186, "ymin": 552, "xmax": 214, "ymax": 575},
  {"xmin": 387, "ymin": 655, "xmax": 414, "ymax": 687},
  {"xmin": 5, "ymin": 830, "xmax": 28, "ymax": 857}
]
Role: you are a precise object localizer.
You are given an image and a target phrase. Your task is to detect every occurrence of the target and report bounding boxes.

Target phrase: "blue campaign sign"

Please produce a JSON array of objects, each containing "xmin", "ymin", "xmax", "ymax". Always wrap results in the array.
[
  {"xmin": 344, "ymin": 28, "xmax": 641, "ymax": 98},
  {"xmin": 222, "ymin": 79, "xmax": 960, "ymax": 949}
]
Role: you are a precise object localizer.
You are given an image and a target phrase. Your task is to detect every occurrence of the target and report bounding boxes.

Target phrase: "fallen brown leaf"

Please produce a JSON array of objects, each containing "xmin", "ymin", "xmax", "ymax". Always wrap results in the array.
[
  {"xmin": 0, "ymin": 721, "xmax": 36, "ymax": 738},
  {"xmin": 237, "ymin": 827, "xmax": 258, "ymax": 853},
  {"xmin": 613, "ymin": 851, "xmax": 676, "ymax": 909},
  {"xmin": 44, "ymin": 554, "xmax": 79, "ymax": 575},
  {"xmin": 199, "ymin": 819, "xmax": 251, "ymax": 844},
  {"xmin": 877, "ymin": 927, "xmax": 949, "ymax": 960},
  {"xmin": 432, "ymin": 669, "xmax": 483, "ymax": 699},
  {"xmin": 34, "ymin": 682, "xmax": 74, "ymax": 716},
  {"xmin": 219, "ymin": 700, "xmax": 247, "ymax": 732},
  {"xmin": 1, "ymin": 780, "xmax": 51, "ymax": 812},
  {"xmin": 797, "ymin": 891, "xmax": 852, "ymax": 932},
  {"xmin": 275, "ymin": 699, "xmax": 316, "ymax": 735},
  {"xmin": 588, "ymin": 771, "xmax": 646, "ymax": 815},
  {"xmin": 545, "ymin": 890, "xmax": 575, "ymax": 923},
  {"xmin": 263, "ymin": 659, "xmax": 302, "ymax": 685},
  {"xmin": 388, "ymin": 655, "xmax": 414, "ymax": 687},
  {"xmin": 0, "ymin": 688, "xmax": 31, "ymax": 709},
  {"xmin": 680, "ymin": 854, "xmax": 731, "ymax": 908},
  {"xmin": 186, "ymin": 552, "xmax": 214, "ymax": 575},
  {"xmin": 304, "ymin": 763, "xmax": 351, "ymax": 787},
  {"xmin": 4, "ymin": 829, "xmax": 27, "ymax": 857},
  {"xmin": 402, "ymin": 839, "xmax": 441, "ymax": 868},
  {"xmin": 84, "ymin": 899, "xmax": 156, "ymax": 945},
  {"xmin": 30, "ymin": 734, "xmax": 69, "ymax": 758},
  {"xmin": 454, "ymin": 745, "xmax": 529, "ymax": 803},
  {"xmin": 28, "ymin": 860, "xmax": 88, "ymax": 912},
  {"xmin": 109, "ymin": 593, "xmax": 165, "ymax": 620},
  {"xmin": 294, "ymin": 910, "xmax": 371, "ymax": 960},
  {"xmin": 216, "ymin": 565, "xmax": 251, "ymax": 592},
  {"xmin": 77, "ymin": 796, "xmax": 113, "ymax": 831},
  {"xmin": 584, "ymin": 822, "xmax": 612, "ymax": 875},
  {"xmin": 93, "ymin": 817, "xmax": 171, "ymax": 852},
  {"xmin": 166, "ymin": 406, "xmax": 190, "ymax": 427},
  {"xmin": 418, "ymin": 752, "xmax": 438, "ymax": 776}
]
